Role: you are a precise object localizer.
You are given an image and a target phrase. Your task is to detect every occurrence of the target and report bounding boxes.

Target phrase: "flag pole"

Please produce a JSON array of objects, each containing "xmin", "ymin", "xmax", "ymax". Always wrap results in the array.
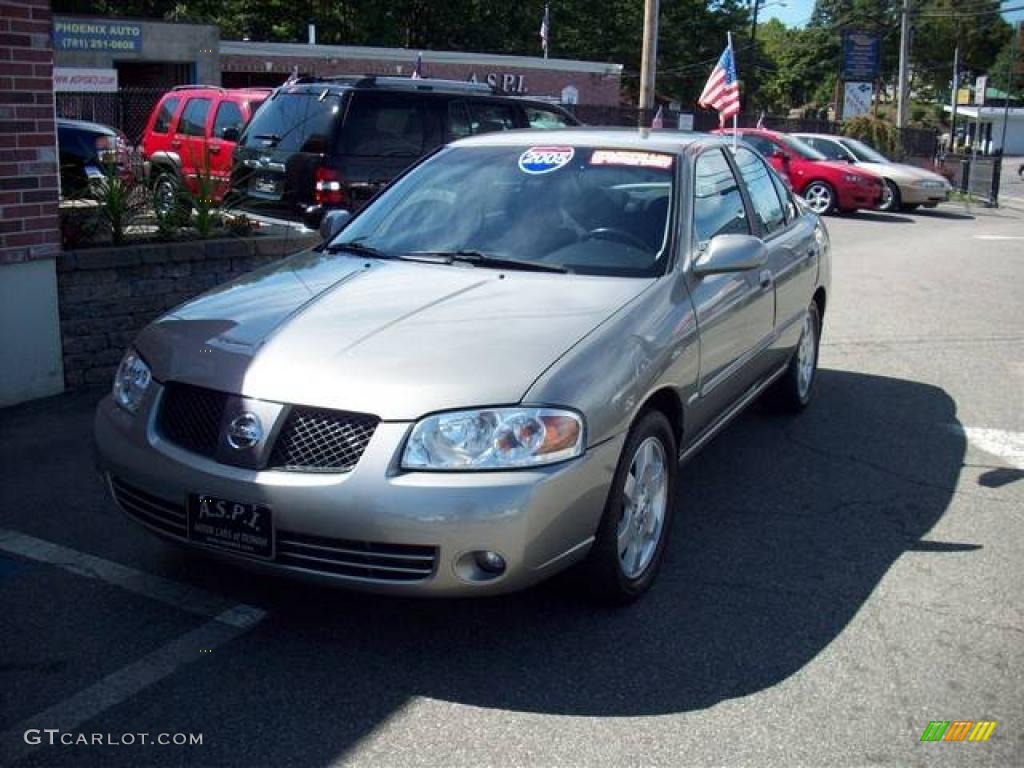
[{"xmin": 728, "ymin": 31, "xmax": 737, "ymax": 151}]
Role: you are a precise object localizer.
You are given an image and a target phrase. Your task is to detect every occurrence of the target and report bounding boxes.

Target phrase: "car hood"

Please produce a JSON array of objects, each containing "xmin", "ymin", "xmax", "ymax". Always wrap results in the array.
[
  {"xmin": 136, "ymin": 250, "xmax": 653, "ymax": 420},
  {"xmin": 852, "ymin": 161, "xmax": 949, "ymax": 185}
]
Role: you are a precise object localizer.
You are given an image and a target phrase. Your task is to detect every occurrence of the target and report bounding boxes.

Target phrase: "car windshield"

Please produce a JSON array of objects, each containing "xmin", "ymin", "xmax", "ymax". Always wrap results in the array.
[
  {"xmin": 779, "ymin": 134, "xmax": 828, "ymax": 161},
  {"xmin": 332, "ymin": 145, "xmax": 676, "ymax": 277},
  {"xmin": 841, "ymin": 138, "xmax": 891, "ymax": 163}
]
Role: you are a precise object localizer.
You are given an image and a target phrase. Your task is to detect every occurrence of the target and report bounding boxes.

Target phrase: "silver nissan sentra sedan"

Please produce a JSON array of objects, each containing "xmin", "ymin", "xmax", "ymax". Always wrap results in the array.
[{"xmin": 95, "ymin": 129, "xmax": 831, "ymax": 602}]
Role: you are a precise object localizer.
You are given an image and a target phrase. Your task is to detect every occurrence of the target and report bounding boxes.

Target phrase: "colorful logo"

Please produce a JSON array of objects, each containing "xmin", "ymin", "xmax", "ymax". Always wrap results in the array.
[
  {"xmin": 919, "ymin": 721, "xmax": 997, "ymax": 742},
  {"xmin": 518, "ymin": 146, "xmax": 574, "ymax": 175}
]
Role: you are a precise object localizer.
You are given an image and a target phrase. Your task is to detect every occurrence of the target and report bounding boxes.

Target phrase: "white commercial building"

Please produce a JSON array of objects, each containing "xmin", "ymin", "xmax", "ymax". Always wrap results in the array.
[{"xmin": 945, "ymin": 105, "xmax": 1024, "ymax": 155}]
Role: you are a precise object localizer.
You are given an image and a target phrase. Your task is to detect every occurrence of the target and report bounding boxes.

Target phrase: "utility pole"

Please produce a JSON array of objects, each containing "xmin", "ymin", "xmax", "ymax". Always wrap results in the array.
[
  {"xmin": 896, "ymin": 0, "xmax": 911, "ymax": 127},
  {"xmin": 639, "ymin": 0, "xmax": 660, "ymax": 112},
  {"xmin": 749, "ymin": 0, "xmax": 761, "ymax": 108},
  {"xmin": 949, "ymin": 39, "xmax": 959, "ymax": 152}
]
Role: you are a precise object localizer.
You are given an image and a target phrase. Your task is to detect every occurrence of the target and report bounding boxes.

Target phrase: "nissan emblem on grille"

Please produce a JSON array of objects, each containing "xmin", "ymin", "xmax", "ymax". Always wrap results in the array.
[{"xmin": 227, "ymin": 412, "xmax": 263, "ymax": 450}]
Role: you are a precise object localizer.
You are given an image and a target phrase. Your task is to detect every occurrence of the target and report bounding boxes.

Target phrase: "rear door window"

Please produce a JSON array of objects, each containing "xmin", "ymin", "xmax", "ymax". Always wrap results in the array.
[
  {"xmin": 241, "ymin": 90, "xmax": 343, "ymax": 153},
  {"xmin": 693, "ymin": 148, "xmax": 749, "ymax": 244},
  {"xmin": 524, "ymin": 106, "xmax": 571, "ymax": 129},
  {"xmin": 178, "ymin": 98, "xmax": 211, "ymax": 137},
  {"xmin": 212, "ymin": 101, "xmax": 245, "ymax": 140},
  {"xmin": 733, "ymin": 147, "xmax": 786, "ymax": 236},
  {"xmin": 804, "ymin": 137, "xmax": 848, "ymax": 161},
  {"xmin": 468, "ymin": 102, "xmax": 517, "ymax": 134},
  {"xmin": 342, "ymin": 93, "xmax": 425, "ymax": 157},
  {"xmin": 152, "ymin": 97, "xmax": 180, "ymax": 134}
]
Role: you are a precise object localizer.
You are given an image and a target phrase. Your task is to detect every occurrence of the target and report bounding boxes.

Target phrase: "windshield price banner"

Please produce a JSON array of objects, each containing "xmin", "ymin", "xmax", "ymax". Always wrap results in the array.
[{"xmin": 53, "ymin": 19, "xmax": 143, "ymax": 53}]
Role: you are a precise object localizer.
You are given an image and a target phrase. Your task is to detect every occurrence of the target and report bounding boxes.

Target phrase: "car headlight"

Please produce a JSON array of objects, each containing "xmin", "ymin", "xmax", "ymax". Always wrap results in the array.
[
  {"xmin": 402, "ymin": 407, "xmax": 585, "ymax": 470},
  {"xmin": 112, "ymin": 348, "xmax": 152, "ymax": 413},
  {"xmin": 843, "ymin": 174, "xmax": 866, "ymax": 184}
]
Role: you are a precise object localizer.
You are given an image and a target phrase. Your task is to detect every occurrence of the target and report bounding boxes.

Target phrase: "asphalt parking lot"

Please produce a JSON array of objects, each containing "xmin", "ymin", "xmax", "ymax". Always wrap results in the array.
[{"xmin": 1, "ymin": 202, "xmax": 1023, "ymax": 767}]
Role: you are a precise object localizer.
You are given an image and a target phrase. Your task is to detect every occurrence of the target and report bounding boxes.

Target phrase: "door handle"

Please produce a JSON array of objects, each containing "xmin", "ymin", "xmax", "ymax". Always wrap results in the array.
[
  {"xmin": 759, "ymin": 269, "xmax": 773, "ymax": 290},
  {"xmin": 208, "ymin": 145, "xmax": 221, "ymax": 154},
  {"xmin": 806, "ymin": 248, "xmax": 816, "ymax": 261}
]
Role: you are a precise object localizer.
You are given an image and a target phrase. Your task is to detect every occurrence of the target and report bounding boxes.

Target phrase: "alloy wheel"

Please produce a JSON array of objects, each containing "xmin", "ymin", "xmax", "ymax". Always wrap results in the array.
[
  {"xmin": 804, "ymin": 183, "xmax": 833, "ymax": 214},
  {"xmin": 616, "ymin": 436, "xmax": 669, "ymax": 579},
  {"xmin": 796, "ymin": 310, "xmax": 817, "ymax": 400}
]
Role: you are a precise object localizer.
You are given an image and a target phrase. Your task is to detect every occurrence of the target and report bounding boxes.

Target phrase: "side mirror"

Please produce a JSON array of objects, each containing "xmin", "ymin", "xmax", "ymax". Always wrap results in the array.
[
  {"xmin": 221, "ymin": 126, "xmax": 240, "ymax": 143},
  {"xmin": 693, "ymin": 234, "xmax": 768, "ymax": 276},
  {"xmin": 319, "ymin": 208, "xmax": 352, "ymax": 242}
]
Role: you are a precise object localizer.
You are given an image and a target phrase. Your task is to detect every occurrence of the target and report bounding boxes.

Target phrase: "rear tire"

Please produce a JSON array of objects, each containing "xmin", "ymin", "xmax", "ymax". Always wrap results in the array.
[
  {"xmin": 581, "ymin": 410, "xmax": 677, "ymax": 603},
  {"xmin": 765, "ymin": 300, "xmax": 821, "ymax": 413}
]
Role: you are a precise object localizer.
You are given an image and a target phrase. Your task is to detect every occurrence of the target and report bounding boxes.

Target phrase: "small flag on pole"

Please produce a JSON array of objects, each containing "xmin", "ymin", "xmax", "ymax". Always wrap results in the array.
[
  {"xmin": 756, "ymin": 110, "xmax": 766, "ymax": 129},
  {"xmin": 540, "ymin": 4, "xmax": 550, "ymax": 59},
  {"xmin": 283, "ymin": 65, "xmax": 300, "ymax": 86},
  {"xmin": 410, "ymin": 52, "xmax": 423, "ymax": 79},
  {"xmin": 698, "ymin": 42, "xmax": 741, "ymax": 127},
  {"xmin": 651, "ymin": 105, "xmax": 664, "ymax": 129}
]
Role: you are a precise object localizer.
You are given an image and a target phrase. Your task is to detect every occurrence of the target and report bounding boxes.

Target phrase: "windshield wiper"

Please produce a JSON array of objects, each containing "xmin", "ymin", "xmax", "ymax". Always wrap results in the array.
[
  {"xmin": 405, "ymin": 250, "xmax": 569, "ymax": 274},
  {"xmin": 325, "ymin": 241, "xmax": 396, "ymax": 260}
]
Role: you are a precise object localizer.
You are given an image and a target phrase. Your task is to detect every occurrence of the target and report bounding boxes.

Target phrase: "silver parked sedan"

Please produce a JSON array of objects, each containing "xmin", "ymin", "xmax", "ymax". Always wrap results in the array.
[{"xmin": 95, "ymin": 129, "xmax": 831, "ymax": 602}]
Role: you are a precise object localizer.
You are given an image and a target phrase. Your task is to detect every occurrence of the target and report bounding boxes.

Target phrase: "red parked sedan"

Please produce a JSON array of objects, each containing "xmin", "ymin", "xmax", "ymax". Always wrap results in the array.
[{"xmin": 714, "ymin": 128, "xmax": 883, "ymax": 214}]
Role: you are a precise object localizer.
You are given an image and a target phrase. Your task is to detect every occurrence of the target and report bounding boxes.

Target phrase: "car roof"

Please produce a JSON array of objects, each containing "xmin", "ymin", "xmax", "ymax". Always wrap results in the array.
[
  {"xmin": 450, "ymin": 127, "xmax": 721, "ymax": 154},
  {"xmin": 169, "ymin": 85, "xmax": 272, "ymax": 97},
  {"xmin": 57, "ymin": 117, "xmax": 117, "ymax": 135}
]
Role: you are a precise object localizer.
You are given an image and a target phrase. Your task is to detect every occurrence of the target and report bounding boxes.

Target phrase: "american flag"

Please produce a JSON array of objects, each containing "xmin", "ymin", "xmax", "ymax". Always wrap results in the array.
[
  {"xmin": 698, "ymin": 44, "xmax": 740, "ymax": 126},
  {"xmin": 410, "ymin": 52, "xmax": 423, "ymax": 79}
]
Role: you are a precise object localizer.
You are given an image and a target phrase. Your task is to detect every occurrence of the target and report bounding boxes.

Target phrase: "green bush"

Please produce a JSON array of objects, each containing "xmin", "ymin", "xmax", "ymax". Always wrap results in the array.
[{"xmin": 840, "ymin": 117, "xmax": 902, "ymax": 159}]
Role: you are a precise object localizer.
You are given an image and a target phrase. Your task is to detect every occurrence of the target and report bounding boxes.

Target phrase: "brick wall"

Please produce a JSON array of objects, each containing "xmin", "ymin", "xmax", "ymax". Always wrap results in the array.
[
  {"xmin": 0, "ymin": 0, "xmax": 60, "ymax": 264},
  {"xmin": 56, "ymin": 234, "xmax": 318, "ymax": 389}
]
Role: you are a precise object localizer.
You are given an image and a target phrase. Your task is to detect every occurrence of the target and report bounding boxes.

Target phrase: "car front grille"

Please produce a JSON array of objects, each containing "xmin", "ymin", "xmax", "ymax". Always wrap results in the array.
[
  {"xmin": 157, "ymin": 382, "xmax": 228, "ymax": 458},
  {"xmin": 268, "ymin": 408, "xmax": 379, "ymax": 472},
  {"xmin": 109, "ymin": 477, "xmax": 436, "ymax": 583},
  {"xmin": 110, "ymin": 476, "xmax": 187, "ymax": 538},
  {"xmin": 276, "ymin": 530, "xmax": 437, "ymax": 581}
]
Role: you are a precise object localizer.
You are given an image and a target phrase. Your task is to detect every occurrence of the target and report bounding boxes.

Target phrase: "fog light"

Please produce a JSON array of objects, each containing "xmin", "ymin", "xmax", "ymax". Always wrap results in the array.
[{"xmin": 475, "ymin": 550, "xmax": 506, "ymax": 575}]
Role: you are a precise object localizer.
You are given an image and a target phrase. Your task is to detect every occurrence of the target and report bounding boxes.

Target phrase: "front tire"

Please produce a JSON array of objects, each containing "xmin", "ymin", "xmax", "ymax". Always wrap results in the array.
[
  {"xmin": 581, "ymin": 410, "xmax": 677, "ymax": 603},
  {"xmin": 878, "ymin": 179, "xmax": 901, "ymax": 212},
  {"xmin": 766, "ymin": 300, "xmax": 821, "ymax": 412},
  {"xmin": 803, "ymin": 181, "xmax": 835, "ymax": 215},
  {"xmin": 153, "ymin": 172, "xmax": 181, "ymax": 218}
]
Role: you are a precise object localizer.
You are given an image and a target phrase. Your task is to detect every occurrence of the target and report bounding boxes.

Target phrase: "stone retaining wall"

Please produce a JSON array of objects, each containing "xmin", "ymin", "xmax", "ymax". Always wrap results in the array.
[{"xmin": 56, "ymin": 233, "xmax": 318, "ymax": 389}]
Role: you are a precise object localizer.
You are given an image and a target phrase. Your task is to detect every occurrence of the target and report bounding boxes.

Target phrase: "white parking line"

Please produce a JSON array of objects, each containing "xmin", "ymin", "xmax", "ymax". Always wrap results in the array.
[
  {"xmin": 0, "ymin": 607, "xmax": 264, "ymax": 763},
  {"xmin": 0, "ymin": 529, "xmax": 251, "ymax": 624},
  {"xmin": 973, "ymin": 235, "xmax": 1024, "ymax": 241},
  {"xmin": 0, "ymin": 529, "xmax": 266, "ymax": 762},
  {"xmin": 953, "ymin": 427, "xmax": 1024, "ymax": 470}
]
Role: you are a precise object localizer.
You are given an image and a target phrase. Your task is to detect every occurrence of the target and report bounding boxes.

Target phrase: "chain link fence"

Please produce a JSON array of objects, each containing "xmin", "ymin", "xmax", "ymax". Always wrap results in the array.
[{"xmin": 56, "ymin": 89, "xmax": 166, "ymax": 145}]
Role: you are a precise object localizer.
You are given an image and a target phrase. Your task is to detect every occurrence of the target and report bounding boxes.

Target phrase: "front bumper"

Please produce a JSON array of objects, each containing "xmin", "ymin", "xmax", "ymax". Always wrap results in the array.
[
  {"xmin": 94, "ymin": 388, "xmax": 622, "ymax": 596},
  {"xmin": 837, "ymin": 183, "xmax": 882, "ymax": 211},
  {"xmin": 899, "ymin": 184, "xmax": 951, "ymax": 205}
]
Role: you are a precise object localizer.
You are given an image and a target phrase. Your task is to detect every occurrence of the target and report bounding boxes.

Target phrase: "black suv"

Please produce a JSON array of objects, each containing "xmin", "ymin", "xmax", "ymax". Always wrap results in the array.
[{"xmin": 229, "ymin": 76, "xmax": 578, "ymax": 226}]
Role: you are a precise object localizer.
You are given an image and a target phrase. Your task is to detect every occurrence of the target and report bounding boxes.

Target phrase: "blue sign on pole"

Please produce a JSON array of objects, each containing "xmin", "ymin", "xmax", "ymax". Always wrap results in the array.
[
  {"xmin": 53, "ymin": 20, "xmax": 143, "ymax": 53},
  {"xmin": 841, "ymin": 30, "xmax": 880, "ymax": 81}
]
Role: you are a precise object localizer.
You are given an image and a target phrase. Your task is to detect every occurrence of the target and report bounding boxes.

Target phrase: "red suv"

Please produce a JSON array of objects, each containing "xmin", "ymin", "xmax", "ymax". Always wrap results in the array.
[
  {"xmin": 141, "ymin": 85, "xmax": 271, "ymax": 214},
  {"xmin": 714, "ymin": 128, "xmax": 882, "ymax": 214}
]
